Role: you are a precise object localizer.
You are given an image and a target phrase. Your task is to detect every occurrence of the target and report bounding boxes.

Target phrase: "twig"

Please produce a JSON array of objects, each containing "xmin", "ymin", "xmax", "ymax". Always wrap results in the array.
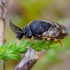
[
  {"xmin": 0, "ymin": 0, "xmax": 8, "ymax": 70},
  {"xmin": 14, "ymin": 47, "xmax": 38, "ymax": 70}
]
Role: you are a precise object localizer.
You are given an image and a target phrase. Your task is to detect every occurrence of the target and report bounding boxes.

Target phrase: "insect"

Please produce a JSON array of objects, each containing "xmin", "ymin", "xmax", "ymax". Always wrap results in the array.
[{"xmin": 10, "ymin": 20, "xmax": 68, "ymax": 47}]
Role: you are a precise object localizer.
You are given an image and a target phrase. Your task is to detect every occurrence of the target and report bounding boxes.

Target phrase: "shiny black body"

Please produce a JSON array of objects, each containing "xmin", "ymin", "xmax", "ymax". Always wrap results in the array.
[
  {"xmin": 10, "ymin": 20, "xmax": 52, "ymax": 40},
  {"xmin": 29, "ymin": 20, "xmax": 52, "ymax": 39}
]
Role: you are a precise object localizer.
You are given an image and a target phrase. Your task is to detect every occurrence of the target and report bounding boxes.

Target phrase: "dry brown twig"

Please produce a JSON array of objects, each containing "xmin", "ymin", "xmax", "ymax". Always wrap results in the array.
[
  {"xmin": 14, "ymin": 47, "xmax": 38, "ymax": 70},
  {"xmin": 0, "ymin": 0, "xmax": 8, "ymax": 70}
]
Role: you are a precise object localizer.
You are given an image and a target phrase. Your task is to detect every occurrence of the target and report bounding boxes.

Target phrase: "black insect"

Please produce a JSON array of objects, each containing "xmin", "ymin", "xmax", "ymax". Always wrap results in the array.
[{"xmin": 10, "ymin": 20, "xmax": 68, "ymax": 46}]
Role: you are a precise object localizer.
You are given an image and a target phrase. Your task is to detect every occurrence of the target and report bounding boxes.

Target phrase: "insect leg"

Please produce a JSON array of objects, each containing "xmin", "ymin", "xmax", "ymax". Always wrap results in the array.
[
  {"xmin": 45, "ymin": 38, "xmax": 50, "ymax": 48},
  {"xmin": 58, "ymin": 40, "xmax": 62, "ymax": 47},
  {"xmin": 54, "ymin": 39, "xmax": 62, "ymax": 47}
]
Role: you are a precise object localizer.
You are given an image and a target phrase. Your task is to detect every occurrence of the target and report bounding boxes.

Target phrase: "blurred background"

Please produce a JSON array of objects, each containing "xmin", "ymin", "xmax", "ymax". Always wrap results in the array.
[{"xmin": 5, "ymin": 0, "xmax": 70, "ymax": 70}]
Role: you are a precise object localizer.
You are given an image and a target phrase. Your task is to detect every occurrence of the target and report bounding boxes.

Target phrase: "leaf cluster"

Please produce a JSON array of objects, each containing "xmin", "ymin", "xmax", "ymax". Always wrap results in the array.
[{"xmin": 0, "ymin": 40, "xmax": 58, "ymax": 61}]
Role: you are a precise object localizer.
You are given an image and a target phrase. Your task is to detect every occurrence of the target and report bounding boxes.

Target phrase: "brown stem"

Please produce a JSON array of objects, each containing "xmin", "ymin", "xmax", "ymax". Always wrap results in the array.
[
  {"xmin": 0, "ymin": 0, "xmax": 9, "ymax": 70},
  {"xmin": 14, "ymin": 47, "xmax": 38, "ymax": 70},
  {"xmin": 0, "ymin": 19, "xmax": 5, "ymax": 70}
]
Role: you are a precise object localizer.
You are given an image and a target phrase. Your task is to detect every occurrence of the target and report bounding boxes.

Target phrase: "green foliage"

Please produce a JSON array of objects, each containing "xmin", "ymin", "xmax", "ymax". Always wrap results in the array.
[
  {"xmin": 0, "ymin": 36, "xmax": 69, "ymax": 68},
  {"xmin": 0, "ymin": 39, "xmax": 58, "ymax": 61},
  {"xmin": 0, "ymin": 40, "xmax": 28, "ymax": 60}
]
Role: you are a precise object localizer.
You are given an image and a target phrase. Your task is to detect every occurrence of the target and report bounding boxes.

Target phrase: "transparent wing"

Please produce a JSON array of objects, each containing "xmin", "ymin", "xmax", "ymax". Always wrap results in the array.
[{"xmin": 9, "ymin": 20, "xmax": 23, "ymax": 33}]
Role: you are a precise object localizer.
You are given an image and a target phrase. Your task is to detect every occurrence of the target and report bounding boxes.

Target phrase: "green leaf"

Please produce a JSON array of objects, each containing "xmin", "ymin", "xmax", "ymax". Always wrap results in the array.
[
  {"xmin": 7, "ymin": 54, "xmax": 21, "ymax": 60},
  {"xmin": 36, "ymin": 40, "xmax": 45, "ymax": 47},
  {"xmin": 34, "ymin": 47, "xmax": 42, "ymax": 52},
  {"xmin": 19, "ymin": 47, "xmax": 27, "ymax": 53},
  {"xmin": 18, "ymin": 40, "xmax": 29, "ymax": 53},
  {"xmin": 19, "ymin": 40, "xmax": 29, "ymax": 47},
  {"xmin": 29, "ymin": 42, "xmax": 34, "ymax": 47},
  {"xmin": 11, "ymin": 47, "xmax": 21, "ymax": 53},
  {"xmin": 7, "ymin": 42, "xmax": 17, "ymax": 51},
  {"xmin": 0, "ymin": 45, "xmax": 6, "ymax": 53}
]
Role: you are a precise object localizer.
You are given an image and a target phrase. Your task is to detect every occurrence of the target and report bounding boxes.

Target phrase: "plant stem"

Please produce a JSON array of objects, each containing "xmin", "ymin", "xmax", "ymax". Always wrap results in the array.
[
  {"xmin": 14, "ymin": 47, "xmax": 38, "ymax": 70},
  {"xmin": 0, "ymin": 0, "xmax": 8, "ymax": 70},
  {"xmin": 0, "ymin": 19, "xmax": 5, "ymax": 70}
]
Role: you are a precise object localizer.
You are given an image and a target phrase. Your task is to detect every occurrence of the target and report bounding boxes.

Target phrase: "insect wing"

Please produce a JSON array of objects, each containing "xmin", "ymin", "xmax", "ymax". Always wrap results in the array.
[{"xmin": 10, "ymin": 20, "xmax": 23, "ymax": 33}]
